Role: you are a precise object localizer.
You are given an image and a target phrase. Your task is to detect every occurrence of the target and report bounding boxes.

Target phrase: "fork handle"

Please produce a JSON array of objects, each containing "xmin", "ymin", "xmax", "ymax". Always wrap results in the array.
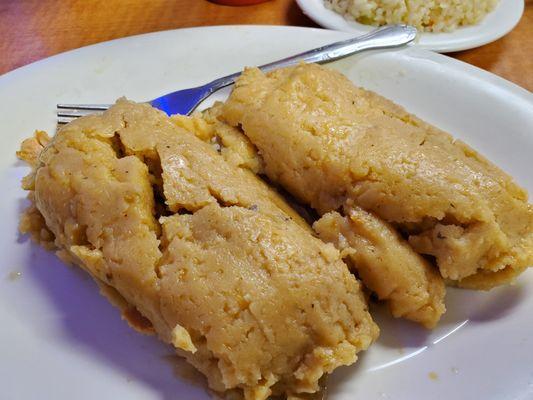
[{"xmin": 204, "ymin": 25, "xmax": 417, "ymax": 94}]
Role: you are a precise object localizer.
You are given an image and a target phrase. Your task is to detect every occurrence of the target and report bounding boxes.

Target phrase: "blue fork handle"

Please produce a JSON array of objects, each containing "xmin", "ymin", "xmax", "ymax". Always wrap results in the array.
[
  {"xmin": 58, "ymin": 25, "xmax": 418, "ymax": 120},
  {"xmin": 148, "ymin": 24, "xmax": 417, "ymax": 116},
  {"xmin": 205, "ymin": 25, "xmax": 417, "ymax": 94}
]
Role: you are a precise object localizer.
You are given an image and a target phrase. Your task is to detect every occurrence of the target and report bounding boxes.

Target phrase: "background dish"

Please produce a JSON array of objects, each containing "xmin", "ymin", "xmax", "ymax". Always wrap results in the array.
[
  {"xmin": 0, "ymin": 25, "xmax": 532, "ymax": 400},
  {"xmin": 296, "ymin": 0, "xmax": 524, "ymax": 52}
]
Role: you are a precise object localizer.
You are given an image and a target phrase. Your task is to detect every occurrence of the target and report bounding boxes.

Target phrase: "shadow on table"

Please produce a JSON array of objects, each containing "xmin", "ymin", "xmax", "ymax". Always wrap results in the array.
[{"xmin": 286, "ymin": 0, "xmax": 317, "ymax": 27}]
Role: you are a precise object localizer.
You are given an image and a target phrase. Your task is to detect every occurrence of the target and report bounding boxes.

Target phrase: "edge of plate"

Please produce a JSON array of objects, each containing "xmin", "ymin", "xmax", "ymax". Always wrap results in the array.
[
  {"xmin": 0, "ymin": 25, "xmax": 531, "ymax": 104},
  {"xmin": 295, "ymin": 0, "xmax": 525, "ymax": 53},
  {"xmin": 420, "ymin": 0, "xmax": 524, "ymax": 52}
]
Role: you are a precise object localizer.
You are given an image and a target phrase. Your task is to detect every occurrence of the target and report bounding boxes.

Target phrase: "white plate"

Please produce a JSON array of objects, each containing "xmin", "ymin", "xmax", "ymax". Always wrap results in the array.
[
  {"xmin": 296, "ymin": 0, "xmax": 524, "ymax": 52},
  {"xmin": 1, "ymin": 26, "xmax": 532, "ymax": 400}
]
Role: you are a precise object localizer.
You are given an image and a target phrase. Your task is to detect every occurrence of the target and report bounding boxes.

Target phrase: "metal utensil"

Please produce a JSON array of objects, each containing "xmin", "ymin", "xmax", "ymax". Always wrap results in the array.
[{"xmin": 57, "ymin": 24, "xmax": 417, "ymax": 123}]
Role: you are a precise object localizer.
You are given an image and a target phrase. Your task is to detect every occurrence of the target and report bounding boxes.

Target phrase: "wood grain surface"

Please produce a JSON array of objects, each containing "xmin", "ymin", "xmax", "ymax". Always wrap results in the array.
[{"xmin": 1, "ymin": 0, "xmax": 531, "ymax": 91}]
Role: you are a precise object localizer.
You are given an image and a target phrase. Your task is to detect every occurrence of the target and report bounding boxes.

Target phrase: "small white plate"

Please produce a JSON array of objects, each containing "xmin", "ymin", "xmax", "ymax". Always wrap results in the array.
[
  {"xmin": 296, "ymin": 0, "xmax": 524, "ymax": 52},
  {"xmin": 0, "ymin": 26, "xmax": 532, "ymax": 400}
]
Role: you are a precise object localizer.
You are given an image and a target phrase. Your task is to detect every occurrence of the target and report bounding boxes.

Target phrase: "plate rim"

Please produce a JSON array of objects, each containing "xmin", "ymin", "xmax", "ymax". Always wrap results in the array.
[
  {"xmin": 295, "ymin": 0, "xmax": 525, "ymax": 53},
  {"xmin": 1, "ymin": 23, "xmax": 532, "ymax": 400},
  {"xmin": 0, "ymin": 24, "xmax": 531, "ymax": 103}
]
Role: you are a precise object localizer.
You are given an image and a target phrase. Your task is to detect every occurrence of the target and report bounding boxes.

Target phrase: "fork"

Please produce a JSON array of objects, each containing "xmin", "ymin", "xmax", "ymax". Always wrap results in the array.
[{"xmin": 57, "ymin": 25, "xmax": 417, "ymax": 123}]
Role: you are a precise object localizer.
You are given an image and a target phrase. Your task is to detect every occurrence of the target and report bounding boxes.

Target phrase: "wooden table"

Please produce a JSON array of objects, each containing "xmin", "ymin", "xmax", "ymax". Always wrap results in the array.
[{"xmin": 1, "ymin": 0, "xmax": 531, "ymax": 91}]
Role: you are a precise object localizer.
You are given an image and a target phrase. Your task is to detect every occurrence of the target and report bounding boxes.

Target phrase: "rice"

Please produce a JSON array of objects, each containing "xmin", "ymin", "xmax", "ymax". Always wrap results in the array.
[{"xmin": 324, "ymin": 0, "xmax": 499, "ymax": 32}]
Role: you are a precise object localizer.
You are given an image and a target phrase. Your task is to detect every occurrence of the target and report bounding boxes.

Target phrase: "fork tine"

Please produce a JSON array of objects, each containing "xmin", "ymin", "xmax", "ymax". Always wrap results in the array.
[
  {"xmin": 56, "ymin": 103, "xmax": 111, "ymax": 123},
  {"xmin": 57, "ymin": 108, "xmax": 104, "ymax": 118},
  {"xmin": 57, "ymin": 104, "xmax": 111, "ymax": 110},
  {"xmin": 57, "ymin": 116, "xmax": 77, "ymax": 124}
]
